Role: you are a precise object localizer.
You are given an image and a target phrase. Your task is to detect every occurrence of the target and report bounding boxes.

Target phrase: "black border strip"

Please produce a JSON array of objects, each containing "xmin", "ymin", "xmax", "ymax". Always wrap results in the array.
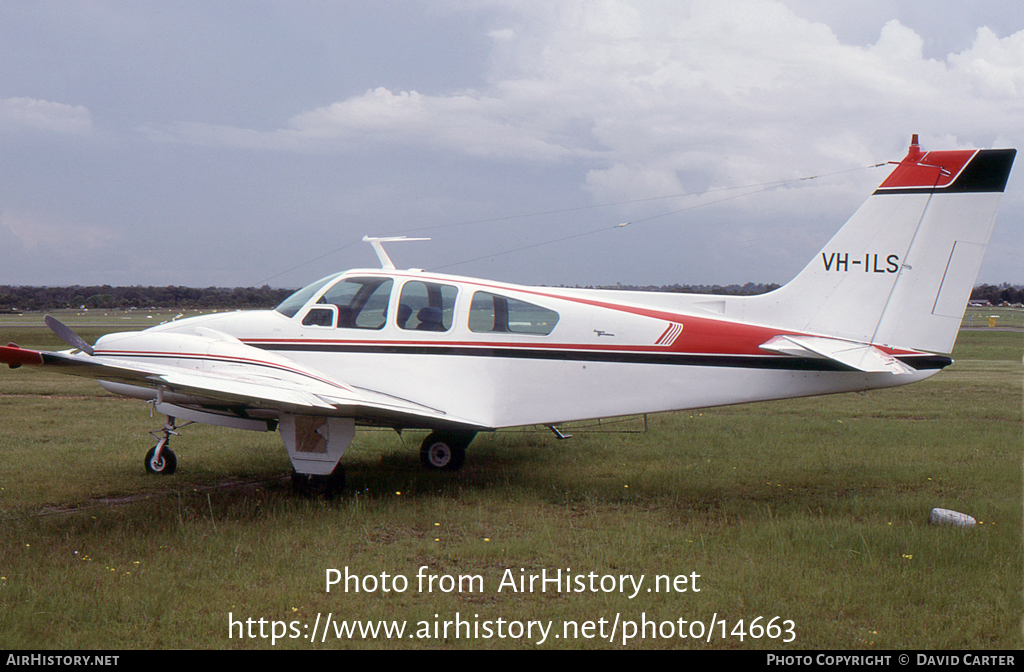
[{"xmin": 248, "ymin": 342, "xmax": 951, "ymax": 373}]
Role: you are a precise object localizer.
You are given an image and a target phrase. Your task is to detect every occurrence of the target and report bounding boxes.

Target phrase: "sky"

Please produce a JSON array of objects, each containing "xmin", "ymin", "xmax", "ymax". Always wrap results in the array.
[{"xmin": 0, "ymin": 0, "xmax": 1021, "ymax": 289}]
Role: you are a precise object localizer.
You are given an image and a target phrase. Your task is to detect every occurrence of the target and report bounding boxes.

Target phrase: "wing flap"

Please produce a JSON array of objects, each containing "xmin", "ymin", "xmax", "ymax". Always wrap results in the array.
[{"xmin": 155, "ymin": 369, "xmax": 338, "ymax": 409}]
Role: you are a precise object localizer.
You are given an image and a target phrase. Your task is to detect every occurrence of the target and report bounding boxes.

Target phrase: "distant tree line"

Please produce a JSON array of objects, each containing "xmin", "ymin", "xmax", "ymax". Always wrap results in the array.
[
  {"xmin": 0, "ymin": 285, "xmax": 295, "ymax": 312},
  {"xmin": 971, "ymin": 283, "xmax": 1024, "ymax": 306},
  {"xmin": 0, "ymin": 282, "xmax": 1019, "ymax": 313},
  {"xmin": 0, "ymin": 282, "xmax": 785, "ymax": 313},
  {"xmin": 596, "ymin": 282, "xmax": 782, "ymax": 295}
]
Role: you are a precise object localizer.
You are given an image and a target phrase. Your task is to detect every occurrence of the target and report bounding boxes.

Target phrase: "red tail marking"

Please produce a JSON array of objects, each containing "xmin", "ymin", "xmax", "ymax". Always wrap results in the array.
[{"xmin": 877, "ymin": 137, "xmax": 975, "ymax": 190}]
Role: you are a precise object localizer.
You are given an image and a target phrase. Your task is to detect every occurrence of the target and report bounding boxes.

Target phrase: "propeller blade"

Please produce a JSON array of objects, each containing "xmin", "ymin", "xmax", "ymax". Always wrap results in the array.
[{"xmin": 44, "ymin": 315, "xmax": 94, "ymax": 355}]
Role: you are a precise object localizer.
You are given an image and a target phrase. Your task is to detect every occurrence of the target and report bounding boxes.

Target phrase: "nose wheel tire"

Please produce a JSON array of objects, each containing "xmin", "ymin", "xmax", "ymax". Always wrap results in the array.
[
  {"xmin": 144, "ymin": 445, "xmax": 177, "ymax": 475},
  {"xmin": 145, "ymin": 415, "xmax": 188, "ymax": 475},
  {"xmin": 419, "ymin": 431, "xmax": 474, "ymax": 471}
]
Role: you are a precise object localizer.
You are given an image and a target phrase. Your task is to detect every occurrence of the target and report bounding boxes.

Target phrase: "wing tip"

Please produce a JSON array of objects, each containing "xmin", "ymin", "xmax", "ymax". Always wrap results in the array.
[{"xmin": 0, "ymin": 344, "xmax": 44, "ymax": 368}]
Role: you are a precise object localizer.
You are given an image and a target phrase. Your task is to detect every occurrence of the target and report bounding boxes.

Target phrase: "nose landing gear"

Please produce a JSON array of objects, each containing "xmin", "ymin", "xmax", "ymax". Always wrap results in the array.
[{"xmin": 145, "ymin": 416, "xmax": 192, "ymax": 475}]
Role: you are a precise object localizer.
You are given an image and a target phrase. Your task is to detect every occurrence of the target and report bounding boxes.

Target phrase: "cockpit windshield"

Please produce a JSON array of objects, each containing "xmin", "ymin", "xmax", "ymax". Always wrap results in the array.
[
  {"xmin": 317, "ymin": 277, "xmax": 393, "ymax": 329},
  {"xmin": 274, "ymin": 273, "xmax": 343, "ymax": 318}
]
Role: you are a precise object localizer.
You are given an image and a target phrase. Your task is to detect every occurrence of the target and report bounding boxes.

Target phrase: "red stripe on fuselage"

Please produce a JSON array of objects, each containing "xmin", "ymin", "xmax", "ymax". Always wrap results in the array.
[
  {"xmin": 307, "ymin": 270, "xmax": 791, "ymax": 355},
  {"xmin": 273, "ymin": 270, "xmax": 919, "ymax": 357}
]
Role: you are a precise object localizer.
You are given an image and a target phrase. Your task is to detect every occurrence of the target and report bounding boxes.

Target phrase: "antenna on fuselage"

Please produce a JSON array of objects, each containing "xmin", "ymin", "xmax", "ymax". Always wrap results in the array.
[{"xmin": 362, "ymin": 236, "xmax": 430, "ymax": 270}]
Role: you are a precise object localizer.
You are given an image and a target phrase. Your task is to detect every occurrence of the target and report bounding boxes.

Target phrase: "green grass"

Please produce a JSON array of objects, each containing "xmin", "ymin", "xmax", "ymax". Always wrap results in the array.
[
  {"xmin": 962, "ymin": 306, "xmax": 1024, "ymax": 329},
  {"xmin": 0, "ymin": 309, "xmax": 221, "ymax": 350},
  {"xmin": 0, "ymin": 326, "xmax": 1019, "ymax": 649}
]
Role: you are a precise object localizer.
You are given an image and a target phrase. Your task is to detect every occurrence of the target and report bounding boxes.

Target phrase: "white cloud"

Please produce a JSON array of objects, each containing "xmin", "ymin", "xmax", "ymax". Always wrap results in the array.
[
  {"xmin": 283, "ymin": 87, "xmax": 582, "ymax": 161},
  {"xmin": 948, "ymin": 26, "xmax": 1024, "ymax": 98},
  {"xmin": 154, "ymin": 1, "xmax": 1024, "ymax": 185},
  {"xmin": 151, "ymin": 86, "xmax": 587, "ymax": 161},
  {"xmin": 1, "ymin": 211, "xmax": 113, "ymax": 251},
  {"xmin": 487, "ymin": 28, "xmax": 516, "ymax": 42},
  {"xmin": 141, "ymin": 0, "xmax": 1023, "ymax": 285},
  {"xmin": 0, "ymin": 97, "xmax": 92, "ymax": 134},
  {"xmin": 2, "ymin": 1, "xmax": 1021, "ymax": 287}
]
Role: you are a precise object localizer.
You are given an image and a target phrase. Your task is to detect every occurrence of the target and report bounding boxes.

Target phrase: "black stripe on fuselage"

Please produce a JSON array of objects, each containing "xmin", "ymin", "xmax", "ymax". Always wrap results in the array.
[{"xmin": 246, "ymin": 341, "xmax": 951, "ymax": 372}]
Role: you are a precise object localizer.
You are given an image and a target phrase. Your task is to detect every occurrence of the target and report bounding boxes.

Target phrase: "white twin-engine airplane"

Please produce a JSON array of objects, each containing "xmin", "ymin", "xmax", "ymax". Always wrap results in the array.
[{"xmin": 0, "ymin": 137, "xmax": 1015, "ymax": 494}]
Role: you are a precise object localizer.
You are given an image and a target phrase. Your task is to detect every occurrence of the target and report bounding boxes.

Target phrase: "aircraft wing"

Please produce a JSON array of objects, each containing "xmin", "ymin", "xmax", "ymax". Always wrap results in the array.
[
  {"xmin": 758, "ymin": 335, "xmax": 916, "ymax": 375},
  {"xmin": 0, "ymin": 340, "xmax": 482, "ymax": 430}
]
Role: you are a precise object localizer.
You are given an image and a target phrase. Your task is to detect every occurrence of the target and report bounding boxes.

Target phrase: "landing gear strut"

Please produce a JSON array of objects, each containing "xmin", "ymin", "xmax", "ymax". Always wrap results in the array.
[
  {"xmin": 420, "ymin": 431, "xmax": 476, "ymax": 471},
  {"xmin": 145, "ymin": 416, "xmax": 191, "ymax": 475}
]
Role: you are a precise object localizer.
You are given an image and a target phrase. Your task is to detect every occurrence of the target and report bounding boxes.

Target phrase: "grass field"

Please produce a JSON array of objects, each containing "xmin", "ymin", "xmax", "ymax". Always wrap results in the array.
[{"xmin": 0, "ymin": 311, "xmax": 1020, "ymax": 649}]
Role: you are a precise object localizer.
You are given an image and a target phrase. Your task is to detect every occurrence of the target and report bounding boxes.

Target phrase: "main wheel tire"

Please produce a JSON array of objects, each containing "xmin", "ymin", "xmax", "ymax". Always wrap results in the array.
[
  {"xmin": 144, "ymin": 445, "xmax": 177, "ymax": 475},
  {"xmin": 292, "ymin": 466, "xmax": 345, "ymax": 498},
  {"xmin": 320, "ymin": 465, "xmax": 346, "ymax": 498},
  {"xmin": 419, "ymin": 431, "xmax": 473, "ymax": 471},
  {"xmin": 291, "ymin": 469, "xmax": 311, "ymax": 494}
]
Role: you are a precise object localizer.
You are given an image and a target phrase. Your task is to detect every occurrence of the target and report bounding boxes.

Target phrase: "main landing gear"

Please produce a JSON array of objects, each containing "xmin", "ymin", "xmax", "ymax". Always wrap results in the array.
[
  {"xmin": 145, "ymin": 416, "xmax": 191, "ymax": 475},
  {"xmin": 420, "ymin": 431, "xmax": 477, "ymax": 471}
]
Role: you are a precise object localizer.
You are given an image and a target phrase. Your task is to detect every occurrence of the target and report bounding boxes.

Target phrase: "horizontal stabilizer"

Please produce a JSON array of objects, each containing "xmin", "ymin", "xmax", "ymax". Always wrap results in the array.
[{"xmin": 759, "ymin": 335, "xmax": 915, "ymax": 375}]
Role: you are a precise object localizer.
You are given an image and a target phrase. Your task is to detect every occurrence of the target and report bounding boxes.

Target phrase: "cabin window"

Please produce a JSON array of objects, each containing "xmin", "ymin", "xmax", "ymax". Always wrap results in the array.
[
  {"xmin": 275, "ymin": 273, "xmax": 342, "ymax": 318},
  {"xmin": 397, "ymin": 281, "xmax": 458, "ymax": 331},
  {"xmin": 301, "ymin": 306, "xmax": 337, "ymax": 327},
  {"xmin": 468, "ymin": 291, "xmax": 559, "ymax": 335},
  {"xmin": 317, "ymin": 277, "xmax": 394, "ymax": 330}
]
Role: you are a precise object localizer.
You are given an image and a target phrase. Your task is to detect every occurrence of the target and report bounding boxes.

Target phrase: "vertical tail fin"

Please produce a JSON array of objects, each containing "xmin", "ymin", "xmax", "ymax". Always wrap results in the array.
[{"xmin": 749, "ymin": 137, "xmax": 1015, "ymax": 353}]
